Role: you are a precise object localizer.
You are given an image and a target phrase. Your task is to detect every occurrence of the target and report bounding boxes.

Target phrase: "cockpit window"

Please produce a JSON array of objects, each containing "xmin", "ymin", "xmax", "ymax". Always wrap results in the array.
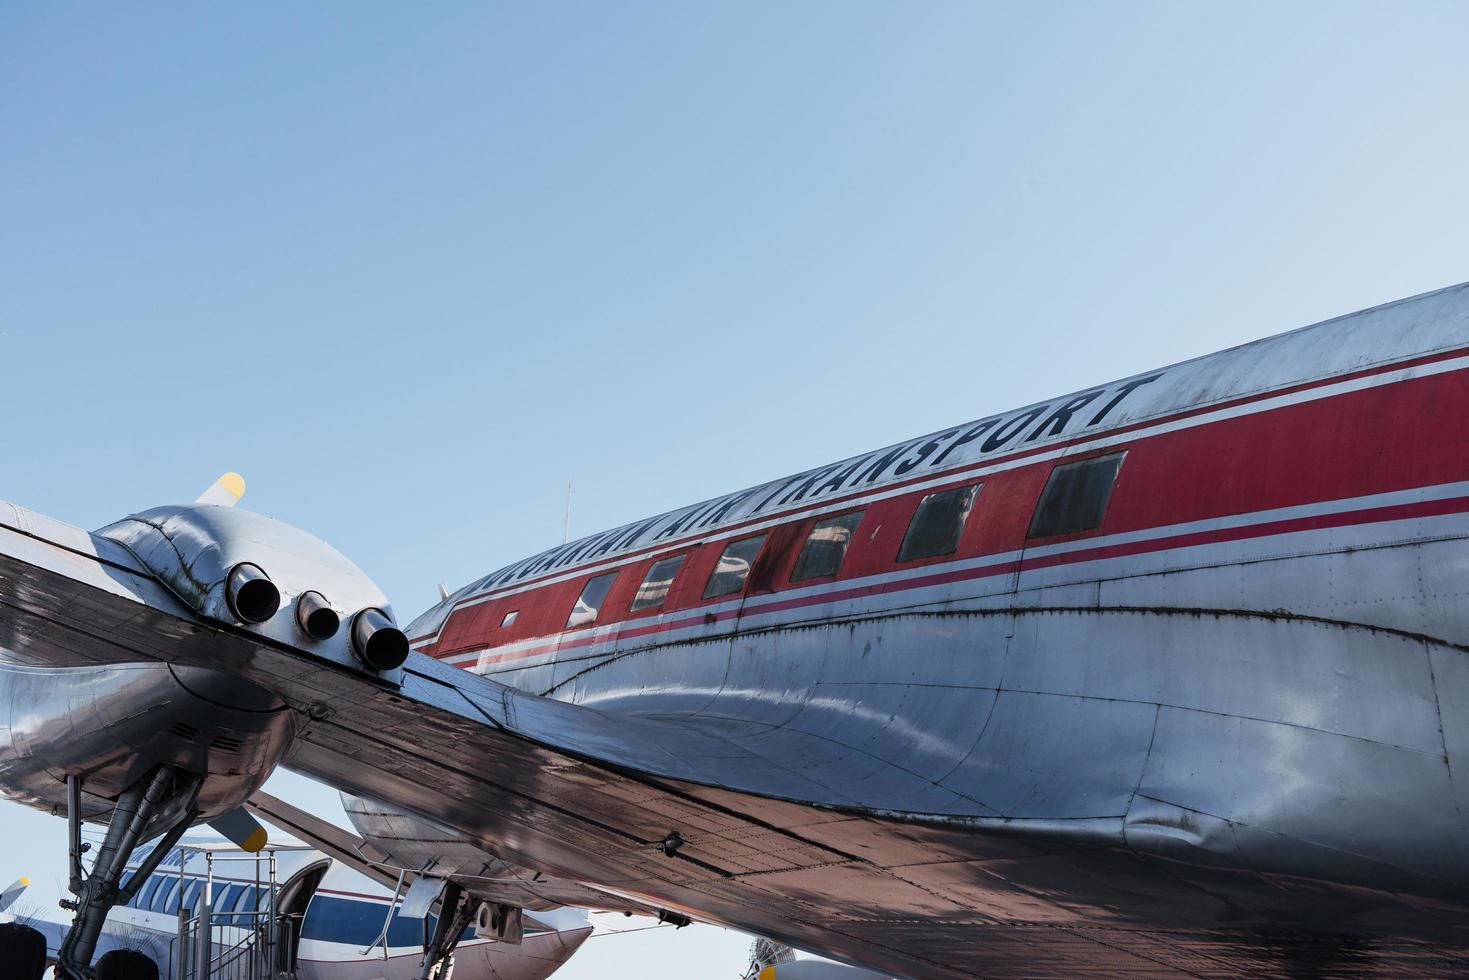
[
  {"xmin": 703, "ymin": 534, "xmax": 768, "ymax": 599},
  {"xmin": 1027, "ymin": 452, "xmax": 1125, "ymax": 538},
  {"xmin": 791, "ymin": 511, "xmax": 865, "ymax": 582},
  {"xmin": 500, "ymin": 610, "xmax": 519, "ymax": 628},
  {"xmin": 631, "ymin": 554, "xmax": 686, "ymax": 611},
  {"xmin": 566, "ymin": 571, "xmax": 618, "ymax": 629},
  {"xmin": 898, "ymin": 485, "xmax": 978, "ymax": 562}
]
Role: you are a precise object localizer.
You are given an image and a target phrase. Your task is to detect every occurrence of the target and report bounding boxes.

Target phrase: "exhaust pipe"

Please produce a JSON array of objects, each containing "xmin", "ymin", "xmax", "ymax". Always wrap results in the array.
[
  {"xmin": 295, "ymin": 591, "xmax": 340, "ymax": 641},
  {"xmin": 226, "ymin": 563, "xmax": 281, "ymax": 624},
  {"xmin": 351, "ymin": 608, "xmax": 409, "ymax": 671}
]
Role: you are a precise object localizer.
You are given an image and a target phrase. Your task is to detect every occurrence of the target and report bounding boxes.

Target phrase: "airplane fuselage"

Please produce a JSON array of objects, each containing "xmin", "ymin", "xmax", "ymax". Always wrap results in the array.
[{"xmin": 396, "ymin": 283, "xmax": 1469, "ymax": 971}]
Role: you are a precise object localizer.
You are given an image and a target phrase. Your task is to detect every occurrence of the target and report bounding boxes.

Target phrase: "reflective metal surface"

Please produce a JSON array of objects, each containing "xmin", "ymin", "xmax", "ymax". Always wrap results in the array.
[
  {"xmin": 8, "ymin": 284, "xmax": 1469, "ymax": 975},
  {"xmin": 0, "ymin": 659, "xmax": 295, "ymax": 823}
]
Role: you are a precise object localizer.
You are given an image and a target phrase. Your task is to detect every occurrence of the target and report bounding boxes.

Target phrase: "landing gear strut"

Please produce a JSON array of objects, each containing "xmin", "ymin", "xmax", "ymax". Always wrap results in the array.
[
  {"xmin": 418, "ymin": 882, "xmax": 478, "ymax": 980},
  {"xmin": 55, "ymin": 768, "xmax": 200, "ymax": 980}
]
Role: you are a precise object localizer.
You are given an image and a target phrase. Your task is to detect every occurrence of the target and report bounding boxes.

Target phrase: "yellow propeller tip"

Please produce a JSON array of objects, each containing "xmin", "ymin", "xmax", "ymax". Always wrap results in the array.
[
  {"xmin": 17, "ymin": 877, "xmax": 28, "ymax": 887},
  {"xmin": 242, "ymin": 827, "xmax": 268, "ymax": 853},
  {"xmin": 219, "ymin": 472, "xmax": 246, "ymax": 500}
]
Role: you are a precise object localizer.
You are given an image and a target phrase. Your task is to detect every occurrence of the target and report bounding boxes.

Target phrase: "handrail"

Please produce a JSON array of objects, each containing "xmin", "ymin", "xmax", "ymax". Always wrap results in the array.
[{"xmin": 172, "ymin": 845, "xmax": 286, "ymax": 979}]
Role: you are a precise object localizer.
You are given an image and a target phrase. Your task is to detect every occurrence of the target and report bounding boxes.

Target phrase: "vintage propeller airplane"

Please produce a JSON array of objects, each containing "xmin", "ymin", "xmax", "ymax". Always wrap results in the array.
[{"xmin": 6, "ymin": 282, "xmax": 1469, "ymax": 977}]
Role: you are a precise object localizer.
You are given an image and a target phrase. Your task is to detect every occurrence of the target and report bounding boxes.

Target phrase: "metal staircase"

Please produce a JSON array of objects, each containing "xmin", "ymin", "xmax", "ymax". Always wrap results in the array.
[{"xmin": 173, "ymin": 846, "xmax": 294, "ymax": 980}]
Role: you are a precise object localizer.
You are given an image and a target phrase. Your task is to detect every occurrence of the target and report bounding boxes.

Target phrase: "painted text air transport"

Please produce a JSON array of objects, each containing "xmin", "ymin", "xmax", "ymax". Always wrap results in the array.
[{"xmin": 6, "ymin": 283, "xmax": 1469, "ymax": 977}]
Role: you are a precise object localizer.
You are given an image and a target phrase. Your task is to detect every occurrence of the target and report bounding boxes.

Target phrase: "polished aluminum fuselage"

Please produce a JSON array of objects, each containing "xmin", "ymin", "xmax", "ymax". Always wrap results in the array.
[
  {"xmin": 390, "ymin": 283, "xmax": 1469, "ymax": 972},
  {"xmin": 409, "ymin": 285, "xmax": 1469, "ymax": 907}
]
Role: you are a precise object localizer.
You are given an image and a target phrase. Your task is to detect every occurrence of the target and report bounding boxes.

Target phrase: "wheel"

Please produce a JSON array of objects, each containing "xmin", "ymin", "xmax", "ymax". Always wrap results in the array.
[
  {"xmin": 0, "ymin": 922, "xmax": 47, "ymax": 980},
  {"xmin": 94, "ymin": 948, "xmax": 160, "ymax": 980}
]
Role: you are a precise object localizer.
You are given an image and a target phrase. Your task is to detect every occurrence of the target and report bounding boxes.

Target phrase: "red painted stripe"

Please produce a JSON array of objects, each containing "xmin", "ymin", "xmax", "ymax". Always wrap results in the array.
[
  {"xmin": 447, "ymin": 492, "xmax": 1469, "ymax": 669},
  {"xmin": 418, "ymin": 344, "xmax": 1469, "ymax": 633},
  {"xmin": 1023, "ymin": 495, "xmax": 1469, "ymax": 572},
  {"xmin": 426, "ymin": 366, "xmax": 1469, "ymax": 660}
]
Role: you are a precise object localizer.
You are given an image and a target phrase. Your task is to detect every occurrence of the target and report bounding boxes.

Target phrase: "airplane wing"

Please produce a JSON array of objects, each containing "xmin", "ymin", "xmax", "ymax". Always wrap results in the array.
[
  {"xmin": 0, "ymin": 499, "xmax": 970, "ymax": 977},
  {"xmin": 246, "ymin": 790, "xmax": 657, "ymax": 918},
  {"xmin": 244, "ymin": 791, "xmax": 403, "ymax": 892},
  {"xmin": 7, "ymin": 498, "xmax": 1469, "ymax": 979}
]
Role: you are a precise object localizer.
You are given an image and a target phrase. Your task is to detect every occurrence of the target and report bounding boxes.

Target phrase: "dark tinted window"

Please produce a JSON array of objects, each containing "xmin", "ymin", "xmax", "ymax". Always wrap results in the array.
[
  {"xmin": 566, "ymin": 571, "xmax": 618, "ymax": 628},
  {"xmin": 703, "ymin": 534, "xmax": 768, "ymax": 599},
  {"xmin": 631, "ymin": 554, "xmax": 686, "ymax": 611},
  {"xmin": 791, "ymin": 511, "xmax": 865, "ymax": 582},
  {"xmin": 898, "ymin": 485, "xmax": 978, "ymax": 562},
  {"xmin": 1028, "ymin": 453, "xmax": 1125, "ymax": 538}
]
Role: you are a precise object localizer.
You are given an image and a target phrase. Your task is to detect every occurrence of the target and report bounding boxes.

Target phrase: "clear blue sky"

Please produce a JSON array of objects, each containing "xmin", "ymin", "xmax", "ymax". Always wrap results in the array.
[{"xmin": 3, "ymin": 3, "xmax": 1469, "ymax": 976}]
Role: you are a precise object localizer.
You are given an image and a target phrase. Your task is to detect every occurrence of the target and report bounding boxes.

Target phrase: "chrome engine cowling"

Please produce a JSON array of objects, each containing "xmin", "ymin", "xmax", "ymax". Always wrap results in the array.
[
  {"xmin": 98, "ymin": 504, "xmax": 408, "ymax": 678},
  {"xmin": 0, "ymin": 659, "xmax": 296, "ymax": 824}
]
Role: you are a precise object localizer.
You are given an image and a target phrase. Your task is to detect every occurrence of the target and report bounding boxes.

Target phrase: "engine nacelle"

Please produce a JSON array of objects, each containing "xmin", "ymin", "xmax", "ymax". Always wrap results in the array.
[
  {"xmin": 97, "ymin": 505, "xmax": 408, "ymax": 680},
  {"xmin": 0, "ymin": 661, "xmax": 296, "ymax": 825}
]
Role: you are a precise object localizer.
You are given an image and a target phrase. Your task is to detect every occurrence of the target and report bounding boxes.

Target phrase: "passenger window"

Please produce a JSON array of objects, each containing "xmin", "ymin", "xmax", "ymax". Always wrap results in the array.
[
  {"xmin": 791, "ymin": 511, "xmax": 865, "ymax": 582},
  {"xmin": 1027, "ymin": 452, "xmax": 1125, "ymax": 538},
  {"xmin": 500, "ymin": 610, "xmax": 519, "ymax": 628},
  {"xmin": 703, "ymin": 534, "xmax": 768, "ymax": 599},
  {"xmin": 566, "ymin": 571, "xmax": 618, "ymax": 629},
  {"xmin": 898, "ymin": 485, "xmax": 978, "ymax": 562},
  {"xmin": 631, "ymin": 554, "xmax": 686, "ymax": 611}
]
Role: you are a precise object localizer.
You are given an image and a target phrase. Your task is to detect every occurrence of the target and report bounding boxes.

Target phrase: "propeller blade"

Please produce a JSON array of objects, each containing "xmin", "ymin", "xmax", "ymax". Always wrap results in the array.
[
  {"xmin": 0, "ymin": 876, "xmax": 29, "ymax": 912},
  {"xmin": 195, "ymin": 472, "xmax": 246, "ymax": 507},
  {"xmin": 208, "ymin": 807, "xmax": 268, "ymax": 852}
]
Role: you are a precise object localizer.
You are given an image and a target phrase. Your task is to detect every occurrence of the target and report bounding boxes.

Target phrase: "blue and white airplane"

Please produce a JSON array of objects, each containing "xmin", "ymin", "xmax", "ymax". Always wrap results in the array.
[{"xmin": 4, "ymin": 832, "xmax": 592, "ymax": 980}]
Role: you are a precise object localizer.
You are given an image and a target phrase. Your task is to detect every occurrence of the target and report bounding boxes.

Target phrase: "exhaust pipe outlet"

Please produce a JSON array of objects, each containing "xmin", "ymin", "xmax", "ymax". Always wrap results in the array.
[
  {"xmin": 226, "ymin": 563, "xmax": 281, "ymax": 624},
  {"xmin": 351, "ymin": 608, "xmax": 409, "ymax": 671},
  {"xmin": 295, "ymin": 591, "xmax": 340, "ymax": 641}
]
